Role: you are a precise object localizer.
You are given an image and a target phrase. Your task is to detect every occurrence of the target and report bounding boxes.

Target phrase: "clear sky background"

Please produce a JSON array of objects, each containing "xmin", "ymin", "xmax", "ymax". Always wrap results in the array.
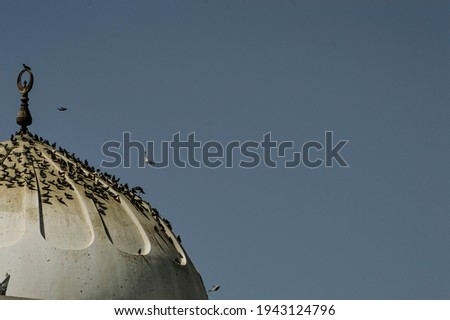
[{"xmin": 0, "ymin": 0, "xmax": 449, "ymax": 299}]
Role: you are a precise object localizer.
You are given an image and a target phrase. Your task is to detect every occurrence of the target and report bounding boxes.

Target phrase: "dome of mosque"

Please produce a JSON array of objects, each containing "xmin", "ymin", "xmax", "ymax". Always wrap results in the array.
[{"xmin": 0, "ymin": 67, "xmax": 207, "ymax": 299}]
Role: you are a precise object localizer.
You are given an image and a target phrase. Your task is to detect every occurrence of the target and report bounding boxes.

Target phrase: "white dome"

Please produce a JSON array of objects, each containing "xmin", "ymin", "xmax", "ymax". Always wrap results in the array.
[{"xmin": 0, "ymin": 132, "xmax": 207, "ymax": 299}]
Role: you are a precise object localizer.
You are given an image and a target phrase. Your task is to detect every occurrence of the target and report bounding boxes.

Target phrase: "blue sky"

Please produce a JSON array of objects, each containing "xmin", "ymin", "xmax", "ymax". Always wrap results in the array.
[{"xmin": 0, "ymin": 0, "xmax": 449, "ymax": 299}]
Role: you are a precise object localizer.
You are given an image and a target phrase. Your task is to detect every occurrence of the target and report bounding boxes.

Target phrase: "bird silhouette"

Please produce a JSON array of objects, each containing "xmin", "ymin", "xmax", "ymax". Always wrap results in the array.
[
  {"xmin": 132, "ymin": 186, "xmax": 145, "ymax": 194},
  {"xmin": 23, "ymin": 64, "xmax": 31, "ymax": 71},
  {"xmin": 65, "ymin": 192, "xmax": 73, "ymax": 200},
  {"xmin": 56, "ymin": 196, "xmax": 67, "ymax": 206},
  {"xmin": 144, "ymin": 151, "xmax": 156, "ymax": 166},
  {"xmin": 57, "ymin": 107, "xmax": 68, "ymax": 111},
  {"xmin": 0, "ymin": 273, "xmax": 10, "ymax": 295},
  {"xmin": 208, "ymin": 285, "xmax": 220, "ymax": 292}
]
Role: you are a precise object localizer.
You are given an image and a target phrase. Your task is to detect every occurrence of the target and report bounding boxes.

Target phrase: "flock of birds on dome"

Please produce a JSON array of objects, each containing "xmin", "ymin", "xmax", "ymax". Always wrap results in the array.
[{"xmin": 0, "ymin": 131, "xmax": 178, "ymax": 249}]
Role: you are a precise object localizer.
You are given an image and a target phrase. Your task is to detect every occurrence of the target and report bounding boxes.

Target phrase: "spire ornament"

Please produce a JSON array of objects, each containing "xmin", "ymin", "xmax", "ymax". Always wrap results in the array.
[{"xmin": 16, "ymin": 65, "xmax": 34, "ymax": 133}]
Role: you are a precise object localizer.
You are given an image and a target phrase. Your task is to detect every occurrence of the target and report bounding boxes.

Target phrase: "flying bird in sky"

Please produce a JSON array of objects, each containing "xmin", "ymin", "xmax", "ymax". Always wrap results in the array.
[
  {"xmin": 144, "ymin": 151, "xmax": 156, "ymax": 166},
  {"xmin": 57, "ymin": 107, "xmax": 68, "ymax": 111},
  {"xmin": 208, "ymin": 285, "xmax": 220, "ymax": 292}
]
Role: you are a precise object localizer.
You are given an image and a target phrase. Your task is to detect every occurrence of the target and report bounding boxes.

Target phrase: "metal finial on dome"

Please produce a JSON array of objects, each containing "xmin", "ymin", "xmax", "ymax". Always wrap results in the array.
[{"xmin": 16, "ymin": 65, "xmax": 34, "ymax": 133}]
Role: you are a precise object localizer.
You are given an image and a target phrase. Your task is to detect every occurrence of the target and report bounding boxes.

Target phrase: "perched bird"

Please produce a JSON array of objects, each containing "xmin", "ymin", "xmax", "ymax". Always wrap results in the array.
[
  {"xmin": 0, "ymin": 273, "xmax": 10, "ymax": 295},
  {"xmin": 57, "ymin": 107, "xmax": 68, "ymax": 111},
  {"xmin": 65, "ymin": 192, "xmax": 73, "ymax": 200},
  {"xmin": 208, "ymin": 285, "xmax": 220, "ymax": 292},
  {"xmin": 23, "ymin": 64, "xmax": 31, "ymax": 71},
  {"xmin": 56, "ymin": 196, "xmax": 67, "ymax": 206},
  {"xmin": 151, "ymin": 208, "xmax": 160, "ymax": 217},
  {"xmin": 131, "ymin": 186, "xmax": 145, "ymax": 194}
]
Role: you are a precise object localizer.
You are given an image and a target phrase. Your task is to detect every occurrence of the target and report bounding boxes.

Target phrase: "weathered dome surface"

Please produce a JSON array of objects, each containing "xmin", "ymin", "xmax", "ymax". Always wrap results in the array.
[{"xmin": 0, "ymin": 132, "xmax": 207, "ymax": 299}]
